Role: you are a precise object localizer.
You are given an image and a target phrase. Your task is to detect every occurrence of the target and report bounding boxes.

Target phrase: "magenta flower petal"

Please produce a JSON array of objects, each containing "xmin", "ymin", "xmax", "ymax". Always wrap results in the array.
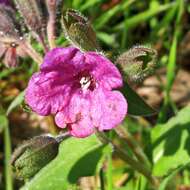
[
  {"xmin": 41, "ymin": 47, "xmax": 122, "ymax": 90},
  {"xmin": 55, "ymin": 92, "xmax": 91, "ymax": 126},
  {"xmin": 55, "ymin": 87, "xmax": 127, "ymax": 138},
  {"xmin": 90, "ymin": 88, "xmax": 127, "ymax": 131},
  {"xmin": 55, "ymin": 92, "xmax": 94, "ymax": 138},
  {"xmin": 40, "ymin": 47, "xmax": 78, "ymax": 71},
  {"xmin": 85, "ymin": 52, "xmax": 123, "ymax": 90},
  {"xmin": 25, "ymin": 72, "xmax": 73, "ymax": 115},
  {"xmin": 25, "ymin": 46, "xmax": 128, "ymax": 137}
]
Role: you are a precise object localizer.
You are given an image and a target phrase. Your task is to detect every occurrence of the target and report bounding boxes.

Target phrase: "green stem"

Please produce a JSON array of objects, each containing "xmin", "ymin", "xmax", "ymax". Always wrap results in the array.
[
  {"xmin": 115, "ymin": 126, "xmax": 151, "ymax": 168},
  {"xmin": 100, "ymin": 169, "xmax": 105, "ymax": 190},
  {"xmin": 4, "ymin": 118, "xmax": 13, "ymax": 190},
  {"xmin": 95, "ymin": 130, "xmax": 158, "ymax": 186},
  {"xmin": 106, "ymin": 132, "xmax": 113, "ymax": 190},
  {"xmin": 106, "ymin": 154, "xmax": 112, "ymax": 190}
]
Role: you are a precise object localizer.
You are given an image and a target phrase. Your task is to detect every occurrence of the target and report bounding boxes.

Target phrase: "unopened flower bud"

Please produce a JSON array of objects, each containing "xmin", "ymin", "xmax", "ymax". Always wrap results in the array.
[
  {"xmin": 11, "ymin": 135, "xmax": 59, "ymax": 180},
  {"xmin": 0, "ymin": 41, "xmax": 27, "ymax": 68},
  {"xmin": 3, "ymin": 45, "xmax": 17, "ymax": 67},
  {"xmin": 15, "ymin": 0, "xmax": 45, "ymax": 41},
  {"xmin": 62, "ymin": 9, "xmax": 99, "ymax": 51},
  {"xmin": 0, "ymin": 5, "xmax": 20, "ymax": 43},
  {"xmin": 116, "ymin": 46, "xmax": 158, "ymax": 83}
]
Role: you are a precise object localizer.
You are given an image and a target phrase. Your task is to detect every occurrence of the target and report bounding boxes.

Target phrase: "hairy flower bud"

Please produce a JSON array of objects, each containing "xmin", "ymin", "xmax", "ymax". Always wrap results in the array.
[
  {"xmin": 62, "ymin": 9, "xmax": 99, "ymax": 51},
  {"xmin": 3, "ymin": 44, "xmax": 17, "ymax": 67},
  {"xmin": 0, "ymin": 5, "xmax": 20, "ymax": 43},
  {"xmin": 15, "ymin": 0, "xmax": 45, "ymax": 41},
  {"xmin": 116, "ymin": 46, "xmax": 158, "ymax": 83},
  {"xmin": 11, "ymin": 135, "xmax": 59, "ymax": 180}
]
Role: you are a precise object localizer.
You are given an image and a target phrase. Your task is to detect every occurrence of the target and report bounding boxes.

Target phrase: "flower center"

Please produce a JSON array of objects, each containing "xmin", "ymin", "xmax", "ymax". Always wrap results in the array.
[
  {"xmin": 79, "ymin": 74, "xmax": 96, "ymax": 91},
  {"xmin": 80, "ymin": 76, "xmax": 91, "ymax": 89}
]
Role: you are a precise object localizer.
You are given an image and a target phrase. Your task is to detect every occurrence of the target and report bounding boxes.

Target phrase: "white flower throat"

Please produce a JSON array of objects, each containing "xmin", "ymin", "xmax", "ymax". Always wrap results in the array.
[{"xmin": 80, "ymin": 76, "xmax": 91, "ymax": 90}]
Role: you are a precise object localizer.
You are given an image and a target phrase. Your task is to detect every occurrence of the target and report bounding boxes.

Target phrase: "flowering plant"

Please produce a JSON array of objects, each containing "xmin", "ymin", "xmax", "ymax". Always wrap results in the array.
[{"xmin": 1, "ymin": 1, "xmax": 186, "ymax": 190}]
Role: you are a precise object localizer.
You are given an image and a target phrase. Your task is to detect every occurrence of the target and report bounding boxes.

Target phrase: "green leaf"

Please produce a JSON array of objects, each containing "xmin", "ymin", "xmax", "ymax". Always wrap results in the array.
[
  {"xmin": 0, "ymin": 114, "xmax": 13, "ymax": 190},
  {"xmin": 94, "ymin": 0, "xmax": 135, "ymax": 30},
  {"xmin": 21, "ymin": 135, "xmax": 106, "ymax": 190},
  {"xmin": 62, "ymin": 9, "xmax": 99, "ymax": 52},
  {"xmin": 151, "ymin": 106, "xmax": 190, "ymax": 176},
  {"xmin": 135, "ymin": 175, "xmax": 148, "ymax": 190},
  {"xmin": 0, "ymin": 114, "xmax": 7, "ymax": 133},
  {"xmin": 158, "ymin": 163, "xmax": 190, "ymax": 190},
  {"xmin": 80, "ymin": 0, "xmax": 101, "ymax": 11},
  {"xmin": 158, "ymin": 0, "xmax": 183, "ymax": 123},
  {"xmin": 6, "ymin": 91, "xmax": 25, "ymax": 116},
  {"xmin": 121, "ymin": 83, "xmax": 157, "ymax": 116},
  {"xmin": 97, "ymin": 32, "xmax": 116, "ymax": 47}
]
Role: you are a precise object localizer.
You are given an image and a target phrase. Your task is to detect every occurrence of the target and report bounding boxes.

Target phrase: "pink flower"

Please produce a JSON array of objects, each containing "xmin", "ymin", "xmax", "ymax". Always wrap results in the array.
[
  {"xmin": 25, "ymin": 47, "xmax": 127, "ymax": 137},
  {"xmin": 0, "ymin": 42, "xmax": 27, "ymax": 68}
]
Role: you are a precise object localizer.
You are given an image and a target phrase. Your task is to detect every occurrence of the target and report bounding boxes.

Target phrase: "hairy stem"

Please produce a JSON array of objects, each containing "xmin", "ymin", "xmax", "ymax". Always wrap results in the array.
[
  {"xmin": 115, "ymin": 125, "xmax": 151, "ymax": 168},
  {"xmin": 95, "ymin": 130, "xmax": 158, "ymax": 186},
  {"xmin": 46, "ymin": 0, "xmax": 56, "ymax": 49},
  {"xmin": 100, "ymin": 169, "xmax": 105, "ymax": 190}
]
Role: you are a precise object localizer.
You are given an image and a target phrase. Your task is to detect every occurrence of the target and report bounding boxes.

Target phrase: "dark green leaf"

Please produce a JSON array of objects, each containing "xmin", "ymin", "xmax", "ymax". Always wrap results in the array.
[
  {"xmin": 121, "ymin": 83, "xmax": 157, "ymax": 116},
  {"xmin": 158, "ymin": 163, "xmax": 190, "ymax": 190},
  {"xmin": 0, "ymin": 114, "xmax": 8, "ymax": 133},
  {"xmin": 12, "ymin": 135, "xmax": 59, "ymax": 180},
  {"xmin": 21, "ymin": 135, "xmax": 106, "ymax": 190}
]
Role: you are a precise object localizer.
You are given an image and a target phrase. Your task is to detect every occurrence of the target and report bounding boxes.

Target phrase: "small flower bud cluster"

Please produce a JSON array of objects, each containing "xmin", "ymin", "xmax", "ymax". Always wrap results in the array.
[{"xmin": 116, "ymin": 46, "xmax": 158, "ymax": 83}]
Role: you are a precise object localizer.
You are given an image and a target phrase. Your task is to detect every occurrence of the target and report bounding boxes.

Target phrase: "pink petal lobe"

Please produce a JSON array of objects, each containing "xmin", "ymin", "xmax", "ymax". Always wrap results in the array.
[
  {"xmin": 25, "ymin": 72, "xmax": 72, "ymax": 115},
  {"xmin": 41, "ymin": 47, "xmax": 86, "ymax": 73},
  {"xmin": 85, "ymin": 52, "xmax": 123, "ymax": 90},
  {"xmin": 40, "ymin": 47, "xmax": 77, "ymax": 71},
  {"xmin": 90, "ymin": 88, "xmax": 127, "ymax": 131},
  {"xmin": 55, "ymin": 88, "xmax": 127, "ymax": 137},
  {"xmin": 55, "ymin": 92, "xmax": 94, "ymax": 138}
]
